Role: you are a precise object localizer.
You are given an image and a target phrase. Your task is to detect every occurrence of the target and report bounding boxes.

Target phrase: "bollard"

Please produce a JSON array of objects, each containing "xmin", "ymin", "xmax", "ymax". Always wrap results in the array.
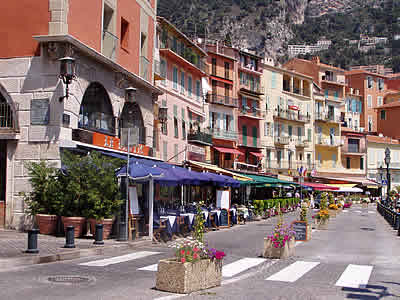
[
  {"xmin": 26, "ymin": 229, "xmax": 39, "ymax": 253},
  {"xmin": 117, "ymin": 221, "xmax": 127, "ymax": 241},
  {"xmin": 94, "ymin": 223, "xmax": 104, "ymax": 245},
  {"xmin": 64, "ymin": 225, "xmax": 75, "ymax": 248}
]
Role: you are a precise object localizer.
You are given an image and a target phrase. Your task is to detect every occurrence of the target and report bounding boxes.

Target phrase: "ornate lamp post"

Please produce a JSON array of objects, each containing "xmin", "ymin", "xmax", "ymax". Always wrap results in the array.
[
  {"xmin": 58, "ymin": 57, "xmax": 76, "ymax": 102},
  {"xmin": 385, "ymin": 147, "xmax": 391, "ymax": 205},
  {"xmin": 378, "ymin": 166, "xmax": 384, "ymax": 201}
]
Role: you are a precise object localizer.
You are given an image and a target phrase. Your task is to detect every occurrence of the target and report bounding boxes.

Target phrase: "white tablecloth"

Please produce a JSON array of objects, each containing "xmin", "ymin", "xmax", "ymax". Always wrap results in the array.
[
  {"xmin": 160, "ymin": 216, "xmax": 176, "ymax": 228},
  {"xmin": 181, "ymin": 213, "xmax": 195, "ymax": 224}
]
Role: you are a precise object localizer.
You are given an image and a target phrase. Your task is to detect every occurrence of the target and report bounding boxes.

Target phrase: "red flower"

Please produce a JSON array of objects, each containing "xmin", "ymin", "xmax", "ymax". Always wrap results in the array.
[
  {"xmin": 215, "ymin": 251, "xmax": 225, "ymax": 260},
  {"xmin": 180, "ymin": 250, "xmax": 185, "ymax": 255},
  {"xmin": 193, "ymin": 247, "xmax": 199, "ymax": 252},
  {"xmin": 181, "ymin": 257, "xmax": 186, "ymax": 263},
  {"xmin": 193, "ymin": 253, "xmax": 198, "ymax": 259},
  {"xmin": 186, "ymin": 250, "xmax": 191, "ymax": 255}
]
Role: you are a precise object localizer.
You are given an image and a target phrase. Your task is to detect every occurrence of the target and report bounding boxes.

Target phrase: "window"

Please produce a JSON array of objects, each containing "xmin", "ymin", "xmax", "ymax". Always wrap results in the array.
[
  {"xmin": 288, "ymin": 125, "xmax": 293, "ymax": 137},
  {"xmin": 242, "ymin": 125, "xmax": 247, "ymax": 146},
  {"xmin": 367, "ymin": 76, "xmax": 373, "ymax": 89},
  {"xmin": 360, "ymin": 157, "xmax": 364, "ymax": 170},
  {"xmin": 211, "ymin": 58, "xmax": 217, "ymax": 75},
  {"xmin": 348, "ymin": 139, "xmax": 359, "ymax": 152},
  {"xmin": 180, "ymin": 71, "xmax": 185, "ymax": 94},
  {"xmin": 307, "ymin": 128, "xmax": 311, "ymax": 141},
  {"xmin": 264, "ymin": 122, "xmax": 270, "ymax": 136},
  {"xmin": 224, "ymin": 62, "xmax": 230, "ymax": 79},
  {"xmin": 174, "ymin": 118, "xmax": 178, "ymax": 138},
  {"xmin": 188, "ymin": 76, "xmax": 192, "ymax": 97},
  {"xmin": 271, "ymin": 72, "xmax": 277, "ymax": 89},
  {"xmin": 173, "ymin": 67, "xmax": 178, "ymax": 90},
  {"xmin": 378, "ymin": 96, "xmax": 383, "ymax": 106},
  {"xmin": 224, "ymin": 83, "xmax": 230, "ymax": 100},
  {"xmin": 120, "ymin": 18, "xmax": 129, "ymax": 49},
  {"xmin": 368, "ymin": 116, "xmax": 373, "ymax": 131},
  {"xmin": 346, "ymin": 157, "xmax": 351, "ymax": 169},
  {"xmin": 266, "ymin": 149, "xmax": 271, "ymax": 168},
  {"xmin": 163, "ymin": 141, "xmax": 168, "ymax": 162},
  {"xmin": 196, "ymin": 80, "xmax": 201, "ymax": 101},
  {"xmin": 252, "ymin": 126, "xmax": 257, "ymax": 147},
  {"xmin": 297, "ymin": 127, "xmax": 302, "ymax": 138},
  {"xmin": 334, "ymin": 91, "xmax": 338, "ymax": 100},
  {"xmin": 378, "ymin": 78, "xmax": 384, "ymax": 91},
  {"xmin": 140, "ymin": 32, "xmax": 147, "ymax": 57},
  {"xmin": 161, "ymin": 100, "xmax": 168, "ymax": 135},
  {"xmin": 318, "ymin": 153, "xmax": 321, "ymax": 165},
  {"xmin": 181, "ymin": 108, "xmax": 186, "ymax": 139},
  {"xmin": 380, "ymin": 110, "xmax": 386, "ymax": 120},
  {"xmin": 367, "ymin": 95, "xmax": 372, "ymax": 108},
  {"xmin": 324, "ymin": 89, "xmax": 329, "ymax": 98},
  {"xmin": 160, "ymin": 59, "xmax": 167, "ymax": 86}
]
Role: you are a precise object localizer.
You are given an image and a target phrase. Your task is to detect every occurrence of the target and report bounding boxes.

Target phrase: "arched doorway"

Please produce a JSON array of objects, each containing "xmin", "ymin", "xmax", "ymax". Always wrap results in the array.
[
  {"xmin": 119, "ymin": 102, "xmax": 145, "ymax": 144},
  {"xmin": 79, "ymin": 82, "xmax": 115, "ymax": 135}
]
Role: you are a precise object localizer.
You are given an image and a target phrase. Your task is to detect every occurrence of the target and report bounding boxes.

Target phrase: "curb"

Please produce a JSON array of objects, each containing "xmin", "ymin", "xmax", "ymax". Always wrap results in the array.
[{"xmin": 0, "ymin": 239, "xmax": 152, "ymax": 270}]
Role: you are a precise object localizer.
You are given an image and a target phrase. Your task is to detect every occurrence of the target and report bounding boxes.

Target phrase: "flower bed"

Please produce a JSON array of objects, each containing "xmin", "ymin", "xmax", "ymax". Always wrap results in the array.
[{"xmin": 263, "ymin": 223, "xmax": 295, "ymax": 259}]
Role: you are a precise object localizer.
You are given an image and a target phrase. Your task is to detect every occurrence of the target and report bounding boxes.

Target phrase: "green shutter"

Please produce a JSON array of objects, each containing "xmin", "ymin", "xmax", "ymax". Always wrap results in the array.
[
  {"xmin": 307, "ymin": 129, "xmax": 311, "ymax": 141},
  {"xmin": 242, "ymin": 125, "xmax": 247, "ymax": 146},
  {"xmin": 181, "ymin": 108, "xmax": 185, "ymax": 121},
  {"xmin": 173, "ymin": 104, "xmax": 178, "ymax": 117},
  {"xmin": 252, "ymin": 126, "xmax": 257, "ymax": 147}
]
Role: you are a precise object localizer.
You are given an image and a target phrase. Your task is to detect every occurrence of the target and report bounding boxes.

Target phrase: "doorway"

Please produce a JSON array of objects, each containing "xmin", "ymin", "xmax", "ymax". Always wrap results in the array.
[{"xmin": 0, "ymin": 140, "xmax": 6, "ymax": 227}]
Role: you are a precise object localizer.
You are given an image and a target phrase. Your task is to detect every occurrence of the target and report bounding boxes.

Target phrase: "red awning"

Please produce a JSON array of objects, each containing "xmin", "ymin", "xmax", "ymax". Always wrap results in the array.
[
  {"xmin": 214, "ymin": 147, "xmax": 243, "ymax": 155},
  {"xmin": 250, "ymin": 152, "xmax": 264, "ymax": 158},
  {"xmin": 301, "ymin": 182, "xmax": 339, "ymax": 191}
]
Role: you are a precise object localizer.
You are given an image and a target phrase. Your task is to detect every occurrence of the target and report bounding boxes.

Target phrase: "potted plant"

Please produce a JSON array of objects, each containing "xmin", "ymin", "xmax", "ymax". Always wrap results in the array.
[
  {"xmin": 299, "ymin": 202, "xmax": 312, "ymax": 241},
  {"xmin": 362, "ymin": 198, "xmax": 369, "ymax": 208},
  {"xmin": 312, "ymin": 209, "xmax": 330, "ymax": 230},
  {"xmin": 156, "ymin": 203, "xmax": 225, "ymax": 294},
  {"xmin": 263, "ymin": 222, "xmax": 295, "ymax": 258},
  {"xmin": 22, "ymin": 161, "xmax": 63, "ymax": 235}
]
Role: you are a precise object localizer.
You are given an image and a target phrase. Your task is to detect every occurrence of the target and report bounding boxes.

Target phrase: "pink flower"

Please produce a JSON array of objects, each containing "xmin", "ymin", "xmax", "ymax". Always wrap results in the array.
[
  {"xmin": 186, "ymin": 250, "xmax": 191, "ymax": 255},
  {"xmin": 181, "ymin": 257, "xmax": 186, "ymax": 263},
  {"xmin": 193, "ymin": 253, "xmax": 198, "ymax": 259},
  {"xmin": 193, "ymin": 247, "xmax": 199, "ymax": 252},
  {"xmin": 180, "ymin": 250, "xmax": 185, "ymax": 255}
]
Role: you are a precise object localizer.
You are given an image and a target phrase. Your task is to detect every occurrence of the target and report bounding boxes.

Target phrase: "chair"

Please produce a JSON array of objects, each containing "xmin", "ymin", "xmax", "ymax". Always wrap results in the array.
[
  {"xmin": 153, "ymin": 218, "xmax": 168, "ymax": 243},
  {"xmin": 128, "ymin": 215, "xmax": 140, "ymax": 240}
]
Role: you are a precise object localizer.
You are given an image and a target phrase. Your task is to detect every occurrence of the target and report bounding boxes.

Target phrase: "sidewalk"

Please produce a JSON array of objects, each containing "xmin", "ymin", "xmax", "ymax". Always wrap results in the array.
[{"xmin": 0, "ymin": 229, "xmax": 152, "ymax": 269}]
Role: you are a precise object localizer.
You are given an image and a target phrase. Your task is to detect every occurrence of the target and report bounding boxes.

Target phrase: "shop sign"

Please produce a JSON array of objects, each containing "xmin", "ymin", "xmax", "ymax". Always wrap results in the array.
[
  {"xmin": 92, "ymin": 132, "xmax": 151, "ymax": 156},
  {"xmin": 187, "ymin": 144, "xmax": 205, "ymax": 162}
]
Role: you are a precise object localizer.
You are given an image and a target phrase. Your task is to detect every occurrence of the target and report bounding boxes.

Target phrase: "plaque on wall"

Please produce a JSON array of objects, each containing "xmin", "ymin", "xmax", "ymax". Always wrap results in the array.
[{"xmin": 30, "ymin": 99, "xmax": 49, "ymax": 125}]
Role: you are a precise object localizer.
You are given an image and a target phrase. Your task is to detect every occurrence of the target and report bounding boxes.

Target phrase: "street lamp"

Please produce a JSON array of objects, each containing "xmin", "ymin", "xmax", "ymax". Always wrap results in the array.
[
  {"xmin": 58, "ymin": 57, "xmax": 76, "ymax": 102},
  {"xmin": 385, "ymin": 147, "xmax": 391, "ymax": 205},
  {"xmin": 378, "ymin": 166, "xmax": 384, "ymax": 201}
]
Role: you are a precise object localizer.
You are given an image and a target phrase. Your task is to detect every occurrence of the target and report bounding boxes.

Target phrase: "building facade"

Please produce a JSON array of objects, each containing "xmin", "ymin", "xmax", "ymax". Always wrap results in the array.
[{"xmin": 0, "ymin": 0, "xmax": 161, "ymax": 229}]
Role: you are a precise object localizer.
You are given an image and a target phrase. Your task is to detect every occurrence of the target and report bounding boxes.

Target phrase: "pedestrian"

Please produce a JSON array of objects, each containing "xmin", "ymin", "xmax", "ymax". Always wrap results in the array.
[
  {"xmin": 310, "ymin": 192, "xmax": 315, "ymax": 209},
  {"xmin": 295, "ymin": 191, "xmax": 300, "ymax": 199}
]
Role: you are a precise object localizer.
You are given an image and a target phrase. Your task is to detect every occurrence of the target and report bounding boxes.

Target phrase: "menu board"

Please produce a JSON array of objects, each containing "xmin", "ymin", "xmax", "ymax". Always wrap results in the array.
[
  {"xmin": 129, "ymin": 186, "xmax": 140, "ymax": 215},
  {"xmin": 292, "ymin": 221, "xmax": 307, "ymax": 241},
  {"xmin": 219, "ymin": 209, "xmax": 229, "ymax": 227},
  {"xmin": 217, "ymin": 190, "xmax": 230, "ymax": 209}
]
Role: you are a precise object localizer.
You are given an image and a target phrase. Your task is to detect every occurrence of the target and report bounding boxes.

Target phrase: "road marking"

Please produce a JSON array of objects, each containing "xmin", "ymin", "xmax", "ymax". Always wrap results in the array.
[
  {"xmin": 222, "ymin": 258, "xmax": 266, "ymax": 278},
  {"xmin": 368, "ymin": 211, "xmax": 375, "ymax": 214},
  {"xmin": 138, "ymin": 263, "xmax": 158, "ymax": 271},
  {"xmin": 342, "ymin": 210, "xmax": 349, "ymax": 213},
  {"xmin": 295, "ymin": 241, "xmax": 303, "ymax": 246},
  {"xmin": 79, "ymin": 251, "xmax": 160, "ymax": 267},
  {"xmin": 153, "ymin": 294, "xmax": 186, "ymax": 300},
  {"xmin": 265, "ymin": 261, "xmax": 320, "ymax": 282},
  {"xmin": 354, "ymin": 210, "xmax": 362, "ymax": 213},
  {"xmin": 335, "ymin": 264, "xmax": 373, "ymax": 288}
]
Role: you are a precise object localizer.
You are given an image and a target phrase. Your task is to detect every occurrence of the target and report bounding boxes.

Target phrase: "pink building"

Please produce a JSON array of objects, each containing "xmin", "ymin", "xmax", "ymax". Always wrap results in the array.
[{"xmin": 155, "ymin": 17, "xmax": 211, "ymax": 163}]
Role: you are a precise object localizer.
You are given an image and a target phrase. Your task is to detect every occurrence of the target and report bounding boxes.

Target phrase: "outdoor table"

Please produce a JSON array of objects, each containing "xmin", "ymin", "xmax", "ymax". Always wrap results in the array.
[
  {"xmin": 160, "ymin": 215, "xmax": 177, "ymax": 235},
  {"xmin": 210, "ymin": 210, "xmax": 221, "ymax": 227},
  {"xmin": 230, "ymin": 208, "xmax": 237, "ymax": 225},
  {"xmin": 180, "ymin": 213, "xmax": 195, "ymax": 230}
]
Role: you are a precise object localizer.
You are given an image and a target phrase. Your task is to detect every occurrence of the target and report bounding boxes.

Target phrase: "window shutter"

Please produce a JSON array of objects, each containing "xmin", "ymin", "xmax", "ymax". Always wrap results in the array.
[
  {"xmin": 307, "ymin": 128, "xmax": 312, "ymax": 141},
  {"xmin": 229, "ymin": 115, "xmax": 234, "ymax": 131},
  {"xmin": 173, "ymin": 104, "xmax": 178, "ymax": 116},
  {"xmin": 216, "ymin": 112, "xmax": 221, "ymax": 129},
  {"xmin": 181, "ymin": 108, "xmax": 185, "ymax": 121}
]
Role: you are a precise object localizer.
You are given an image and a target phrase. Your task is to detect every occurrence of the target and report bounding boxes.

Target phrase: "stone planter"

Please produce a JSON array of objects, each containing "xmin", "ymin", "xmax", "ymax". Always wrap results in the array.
[
  {"xmin": 156, "ymin": 259, "xmax": 222, "ymax": 294},
  {"xmin": 36, "ymin": 214, "xmax": 58, "ymax": 235},
  {"xmin": 88, "ymin": 218, "xmax": 114, "ymax": 239},
  {"xmin": 306, "ymin": 223, "xmax": 312, "ymax": 241},
  {"xmin": 263, "ymin": 237, "xmax": 295, "ymax": 259},
  {"xmin": 328, "ymin": 210, "xmax": 337, "ymax": 218},
  {"xmin": 61, "ymin": 216, "xmax": 86, "ymax": 238},
  {"xmin": 316, "ymin": 219, "xmax": 329, "ymax": 230}
]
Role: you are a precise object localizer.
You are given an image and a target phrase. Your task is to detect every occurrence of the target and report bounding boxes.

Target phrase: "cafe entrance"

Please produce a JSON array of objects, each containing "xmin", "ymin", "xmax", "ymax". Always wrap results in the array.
[{"xmin": 0, "ymin": 140, "xmax": 6, "ymax": 228}]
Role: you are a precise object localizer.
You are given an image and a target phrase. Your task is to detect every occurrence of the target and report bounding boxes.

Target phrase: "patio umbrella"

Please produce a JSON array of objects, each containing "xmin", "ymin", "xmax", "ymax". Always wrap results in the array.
[{"xmin": 116, "ymin": 160, "xmax": 164, "ymax": 180}]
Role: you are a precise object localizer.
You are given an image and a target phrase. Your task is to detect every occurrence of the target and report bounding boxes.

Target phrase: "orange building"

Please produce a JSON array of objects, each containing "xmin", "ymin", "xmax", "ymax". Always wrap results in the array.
[
  {"xmin": 345, "ymin": 70, "xmax": 388, "ymax": 133},
  {"xmin": 375, "ymin": 102, "xmax": 400, "ymax": 139},
  {"xmin": 0, "ymin": 0, "xmax": 161, "ymax": 229}
]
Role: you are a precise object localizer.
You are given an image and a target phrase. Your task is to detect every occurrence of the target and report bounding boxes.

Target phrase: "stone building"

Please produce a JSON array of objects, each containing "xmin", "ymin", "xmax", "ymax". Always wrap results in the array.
[{"xmin": 0, "ymin": 0, "xmax": 161, "ymax": 229}]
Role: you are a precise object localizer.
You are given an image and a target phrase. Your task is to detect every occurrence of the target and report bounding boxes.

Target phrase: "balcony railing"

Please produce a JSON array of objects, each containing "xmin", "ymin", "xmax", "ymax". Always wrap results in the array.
[
  {"xmin": 160, "ymin": 38, "xmax": 206, "ymax": 72},
  {"xmin": 235, "ymin": 161, "xmax": 260, "ymax": 172},
  {"xmin": 154, "ymin": 60, "xmax": 165, "ymax": 80},
  {"xmin": 315, "ymin": 112, "xmax": 341, "ymax": 123},
  {"xmin": 273, "ymin": 108, "xmax": 311, "ymax": 123},
  {"xmin": 140, "ymin": 56, "xmax": 151, "ymax": 82},
  {"xmin": 238, "ymin": 134, "xmax": 261, "ymax": 148},
  {"xmin": 102, "ymin": 30, "xmax": 118, "ymax": 61},
  {"xmin": 187, "ymin": 130, "xmax": 213, "ymax": 146},
  {"xmin": 239, "ymin": 107, "xmax": 265, "ymax": 119},
  {"xmin": 342, "ymin": 143, "xmax": 366, "ymax": 154},
  {"xmin": 315, "ymin": 135, "xmax": 342, "ymax": 147},
  {"xmin": 239, "ymin": 82, "xmax": 264, "ymax": 94},
  {"xmin": 274, "ymin": 136, "xmax": 290, "ymax": 145},
  {"xmin": 239, "ymin": 62, "xmax": 262, "ymax": 73},
  {"xmin": 206, "ymin": 94, "xmax": 238, "ymax": 108},
  {"xmin": 265, "ymin": 160, "xmax": 316, "ymax": 172},
  {"xmin": 295, "ymin": 138, "xmax": 310, "ymax": 148},
  {"xmin": 211, "ymin": 128, "xmax": 238, "ymax": 141},
  {"xmin": 0, "ymin": 102, "xmax": 18, "ymax": 131}
]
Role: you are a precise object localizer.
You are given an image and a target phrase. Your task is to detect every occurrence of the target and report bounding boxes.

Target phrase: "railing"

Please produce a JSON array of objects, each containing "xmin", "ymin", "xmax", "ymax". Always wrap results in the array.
[
  {"xmin": 238, "ymin": 134, "xmax": 261, "ymax": 148},
  {"xmin": 273, "ymin": 108, "xmax": 311, "ymax": 123},
  {"xmin": 235, "ymin": 161, "xmax": 260, "ymax": 172},
  {"xmin": 211, "ymin": 128, "xmax": 238, "ymax": 141},
  {"xmin": 315, "ymin": 135, "xmax": 342, "ymax": 147},
  {"xmin": 206, "ymin": 94, "xmax": 238, "ymax": 108},
  {"xmin": 295, "ymin": 138, "xmax": 310, "ymax": 148},
  {"xmin": 239, "ymin": 107, "xmax": 265, "ymax": 119},
  {"xmin": 239, "ymin": 82, "xmax": 264, "ymax": 94},
  {"xmin": 160, "ymin": 38, "xmax": 206, "ymax": 72},
  {"xmin": 377, "ymin": 203, "xmax": 400, "ymax": 236},
  {"xmin": 314, "ymin": 113, "xmax": 341, "ymax": 123},
  {"xmin": 154, "ymin": 60, "xmax": 166, "ymax": 80},
  {"xmin": 342, "ymin": 143, "xmax": 366, "ymax": 154},
  {"xmin": 187, "ymin": 130, "xmax": 213, "ymax": 145},
  {"xmin": 239, "ymin": 62, "xmax": 262, "ymax": 73},
  {"xmin": 0, "ymin": 102, "xmax": 18, "ymax": 131},
  {"xmin": 140, "ymin": 56, "xmax": 151, "ymax": 82},
  {"xmin": 377, "ymin": 162, "xmax": 400, "ymax": 169},
  {"xmin": 265, "ymin": 160, "xmax": 315, "ymax": 171},
  {"xmin": 274, "ymin": 136, "xmax": 290, "ymax": 145},
  {"xmin": 102, "ymin": 30, "xmax": 118, "ymax": 61}
]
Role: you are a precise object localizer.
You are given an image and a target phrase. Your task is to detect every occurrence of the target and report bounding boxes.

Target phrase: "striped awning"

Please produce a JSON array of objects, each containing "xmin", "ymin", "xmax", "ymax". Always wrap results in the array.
[{"xmin": 325, "ymin": 184, "xmax": 357, "ymax": 188}]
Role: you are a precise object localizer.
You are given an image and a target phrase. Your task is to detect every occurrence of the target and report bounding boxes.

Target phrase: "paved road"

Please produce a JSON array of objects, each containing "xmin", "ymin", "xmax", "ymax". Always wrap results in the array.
[{"xmin": 1, "ymin": 205, "xmax": 399, "ymax": 300}]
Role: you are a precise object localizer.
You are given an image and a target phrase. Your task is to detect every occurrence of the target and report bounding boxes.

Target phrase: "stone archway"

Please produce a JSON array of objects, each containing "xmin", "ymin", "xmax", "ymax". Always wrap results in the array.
[{"xmin": 78, "ymin": 82, "xmax": 115, "ymax": 135}]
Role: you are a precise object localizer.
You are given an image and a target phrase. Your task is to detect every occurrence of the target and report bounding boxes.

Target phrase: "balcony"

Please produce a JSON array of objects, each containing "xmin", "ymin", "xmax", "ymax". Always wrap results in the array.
[
  {"xmin": 239, "ymin": 82, "xmax": 264, "ymax": 95},
  {"xmin": 295, "ymin": 138, "xmax": 310, "ymax": 148},
  {"xmin": 102, "ymin": 30, "xmax": 118, "ymax": 61},
  {"xmin": 0, "ymin": 102, "xmax": 19, "ymax": 132},
  {"xmin": 315, "ymin": 135, "xmax": 342, "ymax": 147},
  {"xmin": 273, "ymin": 108, "xmax": 311, "ymax": 123},
  {"xmin": 140, "ymin": 56, "xmax": 151, "ymax": 82},
  {"xmin": 235, "ymin": 161, "xmax": 260, "ymax": 172},
  {"xmin": 211, "ymin": 128, "xmax": 238, "ymax": 141},
  {"xmin": 274, "ymin": 136, "xmax": 290, "ymax": 145},
  {"xmin": 187, "ymin": 130, "xmax": 213, "ymax": 146},
  {"xmin": 153, "ymin": 60, "xmax": 165, "ymax": 81},
  {"xmin": 160, "ymin": 38, "xmax": 206, "ymax": 73},
  {"xmin": 239, "ymin": 62, "xmax": 262, "ymax": 74},
  {"xmin": 206, "ymin": 94, "xmax": 238, "ymax": 108},
  {"xmin": 239, "ymin": 106, "xmax": 265, "ymax": 119},
  {"xmin": 315, "ymin": 112, "xmax": 341, "ymax": 123},
  {"xmin": 321, "ymin": 75, "xmax": 346, "ymax": 86},
  {"xmin": 342, "ymin": 143, "xmax": 366, "ymax": 155},
  {"xmin": 238, "ymin": 134, "xmax": 261, "ymax": 148}
]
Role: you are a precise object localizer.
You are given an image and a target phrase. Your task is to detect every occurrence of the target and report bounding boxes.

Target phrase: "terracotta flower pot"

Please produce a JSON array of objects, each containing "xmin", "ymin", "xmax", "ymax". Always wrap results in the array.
[
  {"xmin": 61, "ymin": 216, "xmax": 86, "ymax": 238},
  {"xmin": 88, "ymin": 218, "xmax": 114, "ymax": 239},
  {"xmin": 156, "ymin": 259, "xmax": 222, "ymax": 294},
  {"xmin": 36, "ymin": 214, "xmax": 58, "ymax": 235}
]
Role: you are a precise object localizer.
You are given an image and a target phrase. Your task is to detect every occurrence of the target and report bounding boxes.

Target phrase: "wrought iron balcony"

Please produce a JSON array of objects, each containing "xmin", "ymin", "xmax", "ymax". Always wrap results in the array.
[
  {"xmin": 187, "ymin": 130, "xmax": 213, "ymax": 146},
  {"xmin": 239, "ymin": 82, "xmax": 264, "ymax": 94},
  {"xmin": 102, "ymin": 30, "xmax": 118, "ymax": 61},
  {"xmin": 315, "ymin": 112, "xmax": 341, "ymax": 123},
  {"xmin": 206, "ymin": 94, "xmax": 238, "ymax": 108},
  {"xmin": 315, "ymin": 135, "xmax": 342, "ymax": 147},
  {"xmin": 295, "ymin": 138, "xmax": 310, "ymax": 148},
  {"xmin": 274, "ymin": 136, "xmax": 290, "ymax": 145},
  {"xmin": 273, "ymin": 108, "xmax": 311, "ymax": 123},
  {"xmin": 153, "ymin": 60, "xmax": 166, "ymax": 81},
  {"xmin": 342, "ymin": 143, "xmax": 366, "ymax": 155},
  {"xmin": 239, "ymin": 106, "xmax": 265, "ymax": 119}
]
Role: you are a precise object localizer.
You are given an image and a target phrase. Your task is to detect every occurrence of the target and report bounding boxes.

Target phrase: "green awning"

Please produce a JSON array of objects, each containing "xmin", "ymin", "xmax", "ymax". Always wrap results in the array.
[{"xmin": 238, "ymin": 173, "xmax": 298, "ymax": 186}]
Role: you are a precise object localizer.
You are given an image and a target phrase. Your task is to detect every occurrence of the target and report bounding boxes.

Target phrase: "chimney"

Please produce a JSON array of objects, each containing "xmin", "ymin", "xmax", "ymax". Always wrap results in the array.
[{"xmin": 312, "ymin": 56, "xmax": 320, "ymax": 65}]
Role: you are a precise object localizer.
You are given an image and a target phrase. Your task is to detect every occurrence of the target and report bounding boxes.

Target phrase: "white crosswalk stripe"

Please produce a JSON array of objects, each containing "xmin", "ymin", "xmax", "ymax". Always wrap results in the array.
[
  {"xmin": 222, "ymin": 257, "xmax": 266, "ymax": 278},
  {"xmin": 138, "ymin": 263, "xmax": 158, "ymax": 271},
  {"xmin": 265, "ymin": 261, "xmax": 320, "ymax": 282},
  {"xmin": 79, "ymin": 251, "xmax": 160, "ymax": 267},
  {"xmin": 335, "ymin": 264, "xmax": 373, "ymax": 288}
]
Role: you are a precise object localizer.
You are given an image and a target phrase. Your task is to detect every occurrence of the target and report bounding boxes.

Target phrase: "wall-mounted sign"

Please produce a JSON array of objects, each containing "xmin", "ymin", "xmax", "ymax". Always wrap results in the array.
[
  {"xmin": 92, "ymin": 132, "xmax": 151, "ymax": 156},
  {"xmin": 31, "ymin": 99, "xmax": 49, "ymax": 125}
]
